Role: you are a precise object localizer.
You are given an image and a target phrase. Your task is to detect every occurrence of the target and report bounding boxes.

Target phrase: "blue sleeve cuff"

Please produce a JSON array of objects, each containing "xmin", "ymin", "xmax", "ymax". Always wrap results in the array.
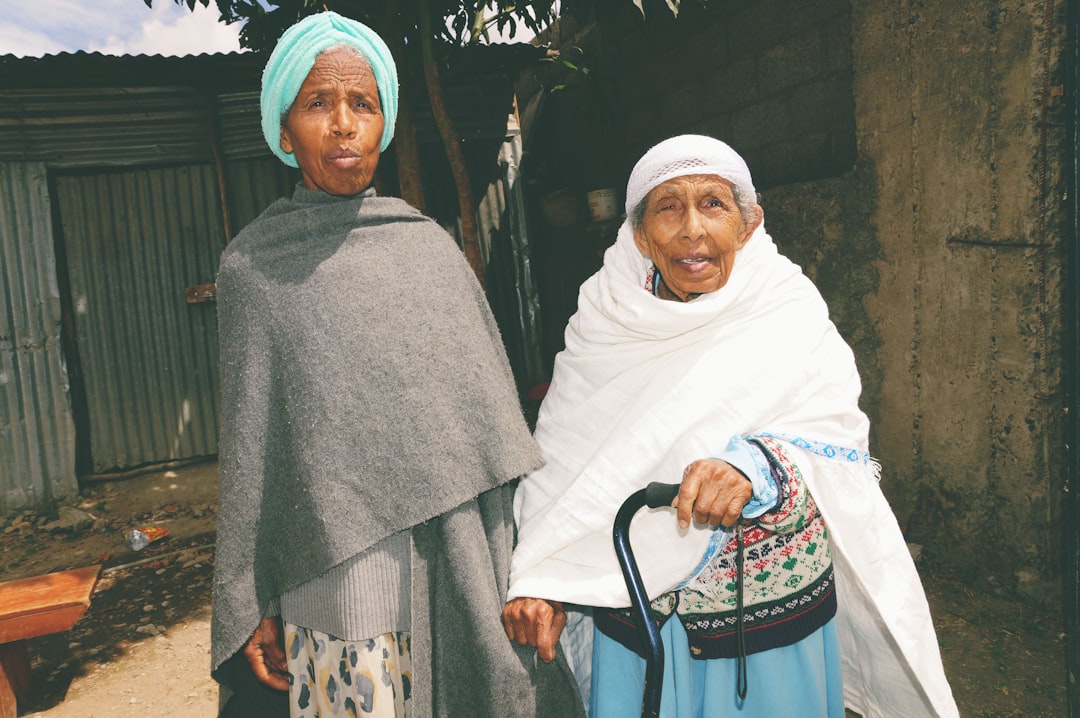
[{"xmin": 715, "ymin": 434, "xmax": 780, "ymax": 519}]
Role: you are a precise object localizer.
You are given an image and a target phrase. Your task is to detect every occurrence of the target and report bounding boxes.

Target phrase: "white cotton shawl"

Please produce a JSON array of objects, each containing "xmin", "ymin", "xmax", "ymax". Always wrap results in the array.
[
  {"xmin": 507, "ymin": 133, "xmax": 957, "ymax": 718},
  {"xmin": 508, "ymin": 219, "xmax": 866, "ymax": 603}
]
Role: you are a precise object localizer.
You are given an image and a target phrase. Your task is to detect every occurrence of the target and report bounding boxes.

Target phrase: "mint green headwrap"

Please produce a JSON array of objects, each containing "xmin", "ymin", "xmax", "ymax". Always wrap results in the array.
[{"xmin": 261, "ymin": 11, "xmax": 399, "ymax": 167}]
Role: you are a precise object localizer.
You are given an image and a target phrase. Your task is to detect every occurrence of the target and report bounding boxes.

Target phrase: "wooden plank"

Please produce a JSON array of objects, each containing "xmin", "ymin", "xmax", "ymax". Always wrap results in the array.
[
  {"xmin": 0, "ymin": 643, "xmax": 29, "ymax": 702},
  {"xmin": 0, "ymin": 662, "xmax": 15, "ymax": 718},
  {"xmin": 0, "ymin": 566, "xmax": 100, "ymax": 644}
]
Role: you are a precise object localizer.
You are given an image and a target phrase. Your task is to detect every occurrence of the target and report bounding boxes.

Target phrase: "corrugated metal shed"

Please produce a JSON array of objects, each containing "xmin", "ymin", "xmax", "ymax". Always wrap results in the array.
[
  {"xmin": 0, "ymin": 51, "xmax": 286, "ymax": 505},
  {"xmin": 54, "ymin": 166, "xmax": 225, "ymax": 472},
  {"xmin": 0, "ymin": 52, "xmax": 267, "ymax": 168},
  {"xmin": 0, "ymin": 162, "xmax": 80, "ymax": 511},
  {"xmin": 0, "ymin": 47, "xmax": 545, "ymax": 511}
]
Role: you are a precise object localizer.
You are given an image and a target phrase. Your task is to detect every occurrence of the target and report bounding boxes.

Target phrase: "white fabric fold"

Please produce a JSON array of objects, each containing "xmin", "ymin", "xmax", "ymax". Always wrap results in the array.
[{"xmin": 509, "ymin": 221, "xmax": 866, "ymax": 605}]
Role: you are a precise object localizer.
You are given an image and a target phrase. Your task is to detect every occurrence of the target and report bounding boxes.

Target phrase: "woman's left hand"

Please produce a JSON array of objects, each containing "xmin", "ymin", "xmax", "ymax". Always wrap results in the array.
[
  {"xmin": 674, "ymin": 458, "xmax": 753, "ymax": 530},
  {"xmin": 502, "ymin": 597, "xmax": 567, "ymax": 663}
]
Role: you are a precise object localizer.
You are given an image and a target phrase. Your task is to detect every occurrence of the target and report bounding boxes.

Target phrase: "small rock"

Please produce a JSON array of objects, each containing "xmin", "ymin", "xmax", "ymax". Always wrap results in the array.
[
  {"xmin": 44, "ymin": 506, "xmax": 96, "ymax": 534},
  {"xmin": 1016, "ymin": 568, "xmax": 1040, "ymax": 586}
]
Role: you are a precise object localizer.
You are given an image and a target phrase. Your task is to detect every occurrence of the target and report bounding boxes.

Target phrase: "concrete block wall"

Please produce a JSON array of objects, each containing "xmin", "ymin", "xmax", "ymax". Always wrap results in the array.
[{"xmin": 598, "ymin": 0, "xmax": 856, "ymax": 191}]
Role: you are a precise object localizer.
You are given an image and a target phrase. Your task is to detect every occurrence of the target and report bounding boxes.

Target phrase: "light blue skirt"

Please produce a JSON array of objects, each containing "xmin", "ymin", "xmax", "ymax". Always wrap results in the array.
[{"xmin": 589, "ymin": 618, "xmax": 844, "ymax": 718}]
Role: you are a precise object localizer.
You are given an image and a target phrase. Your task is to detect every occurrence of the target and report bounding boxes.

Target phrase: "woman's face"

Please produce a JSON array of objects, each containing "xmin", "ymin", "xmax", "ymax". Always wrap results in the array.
[
  {"xmin": 280, "ymin": 48, "xmax": 385, "ymax": 196},
  {"xmin": 634, "ymin": 174, "xmax": 762, "ymax": 301}
]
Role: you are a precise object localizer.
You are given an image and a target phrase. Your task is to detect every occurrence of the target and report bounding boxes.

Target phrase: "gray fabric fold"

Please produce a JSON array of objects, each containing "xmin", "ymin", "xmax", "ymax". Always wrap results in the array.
[
  {"xmin": 211, "ymin": 183, "xmax": 545, "ymax": 687},
  {"xmin": 411, "ymin": 484, "xmax": 586, "ymax": 718}
]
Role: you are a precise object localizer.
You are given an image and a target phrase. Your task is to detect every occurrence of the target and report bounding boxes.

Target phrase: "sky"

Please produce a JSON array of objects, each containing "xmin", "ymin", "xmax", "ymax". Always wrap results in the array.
[
  {"xmin": 0, "ymin": 0, "xmax": 245, "ymax": 58},
  {"xmin": 0, "ymin": 1, "xmax": 536, "ymax": 58}
]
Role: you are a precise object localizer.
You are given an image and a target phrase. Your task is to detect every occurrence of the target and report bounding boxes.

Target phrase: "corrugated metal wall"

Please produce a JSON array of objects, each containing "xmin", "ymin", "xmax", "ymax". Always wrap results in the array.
[
  {"xmin": 477, "ymin": 129, "xmax": 546, "ymax": 390},
  {"xmin": 0, "ymin": 69, "xmax": 298, "ymax": 501},
  {"xmin": 0, "ymin": 86, "xmax": 271, "ymax": 168},
  {"xmin": 50, "ymin": 158, "xmax": 295, "ymax": 475},
  {"xmin": 223, "ymin": 157, "xmax": 298, "ymax": 233},
  {"xmin": 53, "ymin": 166, "xmax": 226, "ymax": 472},
  {"xmin": 0, "ymin": 162, "xmax": 79, "ymax": 511},
  {"xmin": 0, "ymin": 87, "xmax": 211, "ymax": 167}
]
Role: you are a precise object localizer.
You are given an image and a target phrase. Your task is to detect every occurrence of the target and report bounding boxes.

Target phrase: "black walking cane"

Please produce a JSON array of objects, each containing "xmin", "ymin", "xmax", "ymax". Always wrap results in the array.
[{"xmin": 612, "ymin": 481, "xmax": 682, "ymax": 718}]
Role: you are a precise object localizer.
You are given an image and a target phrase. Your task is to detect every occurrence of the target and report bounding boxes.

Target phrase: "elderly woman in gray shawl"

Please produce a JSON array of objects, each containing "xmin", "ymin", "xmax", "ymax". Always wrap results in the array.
[
  {"xmin": 503, "ymin": 135, "xmax": 958, "ymax": 717},
  {"xmin": 211, "ymin": 12, "xmax": 583, "ymax": 718}
]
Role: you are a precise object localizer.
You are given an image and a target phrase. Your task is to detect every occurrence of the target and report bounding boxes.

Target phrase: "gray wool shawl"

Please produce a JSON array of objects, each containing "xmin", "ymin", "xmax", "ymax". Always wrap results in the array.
[{"xmin": 211, "ymin": 184, "xmax": 581, "ymax": 716}]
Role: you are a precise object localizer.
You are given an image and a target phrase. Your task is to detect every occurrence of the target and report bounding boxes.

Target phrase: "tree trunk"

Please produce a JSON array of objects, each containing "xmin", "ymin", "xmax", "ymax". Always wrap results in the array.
[
  {"xmin": 379, "ymin": 0, "xmax": 427, "ymax": 210},
  {"xmin": 417, "ymin": 0, "xmax": 486, "ymax": 289}
]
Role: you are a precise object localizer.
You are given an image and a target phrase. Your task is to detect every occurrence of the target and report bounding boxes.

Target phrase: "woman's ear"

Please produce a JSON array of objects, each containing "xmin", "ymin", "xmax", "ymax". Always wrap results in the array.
[
  {"xmin": 737, "ymin": 204, "xmax": 763, "ymax": 249},
  {"xmin": 633, "ymin": 226, "xmax": 651, "ymax": 258},
  {"xmin": 279, "ymin": 123, "xmax": 293, "ymax": 154}
]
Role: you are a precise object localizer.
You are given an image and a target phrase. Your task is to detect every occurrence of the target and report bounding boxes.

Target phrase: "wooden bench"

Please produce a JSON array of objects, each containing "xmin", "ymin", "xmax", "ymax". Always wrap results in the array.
[{"xmin": 0, "ymin": 565, "xmax": 101, "ymax": 718}]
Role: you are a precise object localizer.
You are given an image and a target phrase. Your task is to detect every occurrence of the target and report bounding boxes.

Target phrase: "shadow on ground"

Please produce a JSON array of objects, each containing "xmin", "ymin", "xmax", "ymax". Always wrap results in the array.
[{"xmin": 1, "ymin": 459, "xmax": 219, "ymax": 714}]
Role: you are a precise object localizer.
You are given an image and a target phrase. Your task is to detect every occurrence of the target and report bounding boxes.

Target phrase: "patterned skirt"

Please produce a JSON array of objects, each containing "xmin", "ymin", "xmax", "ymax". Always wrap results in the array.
[{"xmin": 284, "ymin": 622, "xmax": 412, "ymax": 718}]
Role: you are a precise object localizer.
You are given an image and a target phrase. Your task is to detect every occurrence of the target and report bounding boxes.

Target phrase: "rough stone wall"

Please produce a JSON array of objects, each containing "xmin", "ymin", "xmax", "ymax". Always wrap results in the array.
[{"xmin": 522, "ymin": 0, "xmax": 1067, "ymax": 595}]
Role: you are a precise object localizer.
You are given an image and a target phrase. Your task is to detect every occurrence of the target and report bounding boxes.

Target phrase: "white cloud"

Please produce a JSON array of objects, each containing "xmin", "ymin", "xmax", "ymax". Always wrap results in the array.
[
  {"xmin": 0, "ymin": 24, "xmax": 70, "ymax": 57},
  {"xmin": 1, "ymin": 0, "xmax": 243, "ymax": 58},
  {"xmin": 89, "ymin": 2, "xmax": 243, "ymax": 56}
]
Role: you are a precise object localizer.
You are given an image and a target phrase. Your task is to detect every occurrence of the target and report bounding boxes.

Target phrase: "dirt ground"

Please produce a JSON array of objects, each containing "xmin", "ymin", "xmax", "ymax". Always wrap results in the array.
[{"xmin": 0, "ymin": 460, "xmax": 1069, "ymax": 717}]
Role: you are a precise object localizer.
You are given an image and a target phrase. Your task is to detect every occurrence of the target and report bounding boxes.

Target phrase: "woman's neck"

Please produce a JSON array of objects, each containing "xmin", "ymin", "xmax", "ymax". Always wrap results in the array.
[{"xmin": 655, "ymin": 271, "xmax": 699, "ymax": 302}]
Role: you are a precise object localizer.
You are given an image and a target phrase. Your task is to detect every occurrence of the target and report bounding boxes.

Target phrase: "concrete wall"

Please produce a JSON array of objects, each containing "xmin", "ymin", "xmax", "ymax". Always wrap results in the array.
[
  {"xmin": 523, "ymin": 0, "xmax": 1067, "ymax": 597},
  {"xmin": 847, "ymin": 0, "xmax": 1066, "ymax": 599}
]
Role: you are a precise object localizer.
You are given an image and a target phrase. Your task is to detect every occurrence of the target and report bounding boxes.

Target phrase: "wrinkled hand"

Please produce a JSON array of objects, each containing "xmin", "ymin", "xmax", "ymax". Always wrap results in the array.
[
  {"xmin": 674, "ymin": 458, "xmax": 753, "ymax": 530},
  {"xmin": 243, "ymin": 616, "xmax": 290, "ymax": 691},
  {"xmin": 502, "ymin": 597, "xmax": 567, "ymax": 663}
]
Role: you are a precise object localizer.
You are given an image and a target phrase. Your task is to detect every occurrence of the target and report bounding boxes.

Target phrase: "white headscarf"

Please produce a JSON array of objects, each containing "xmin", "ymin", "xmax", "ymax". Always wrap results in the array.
[
  {"xmin": 623, "ymin": 133, "xmax": 756, "ymax": 217},
  {"xmin": 508, "ymin": 134, "xmax": 958, "ymax": 718}
]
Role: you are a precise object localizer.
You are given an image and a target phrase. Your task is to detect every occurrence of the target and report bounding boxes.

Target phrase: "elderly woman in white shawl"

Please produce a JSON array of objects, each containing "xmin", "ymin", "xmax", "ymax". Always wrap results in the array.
[{"xmin": 502, "ymin": 135, "xmax": 959, "ymax": 717}]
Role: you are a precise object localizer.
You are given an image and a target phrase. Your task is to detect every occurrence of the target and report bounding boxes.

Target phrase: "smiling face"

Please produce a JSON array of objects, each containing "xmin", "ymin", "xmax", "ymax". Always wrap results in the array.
[
  {"xmin": 634, "ymin": 174, "xmax": 762, "ymax": 301},
  {"xmin": 280, "ymin": 47, "xmax": 385, "ymax": 197}
]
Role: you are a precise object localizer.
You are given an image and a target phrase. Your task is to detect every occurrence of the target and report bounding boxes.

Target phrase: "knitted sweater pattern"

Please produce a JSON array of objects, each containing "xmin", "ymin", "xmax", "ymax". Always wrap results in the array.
[{"xmin": 595, "ymin": 437, "xmax": 835, "ymax": 659}]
